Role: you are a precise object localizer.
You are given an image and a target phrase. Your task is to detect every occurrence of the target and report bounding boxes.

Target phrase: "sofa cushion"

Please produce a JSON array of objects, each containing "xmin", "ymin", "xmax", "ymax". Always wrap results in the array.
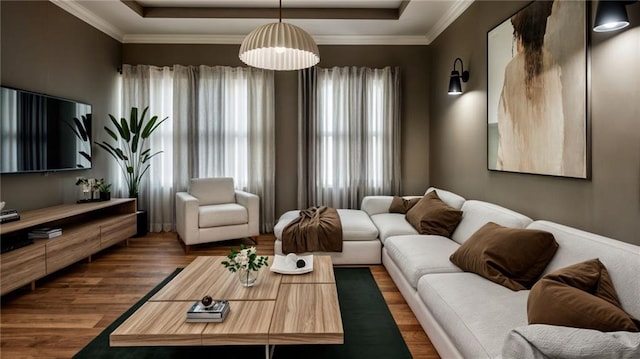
[
  {"xmin": 385, "ymin": 235, "xmax": 462, "ymax": 288},
  {"xmin": 199, "ymin": 203, "xmax": 247, "ymax": 227},
  {"xmin": 528, "ymin": 259, "xmax": 639, "ymax": 332},
  {"xmin": 451, "ymin": 200, "xmax": 533, "ymax": 245},
  {"xmin": 190, "ymin": 177, "xmax": 236, "ymax": 205},
  {"xmin": 273, "ymin": 209, "xmax": 378, "ymax": 242},
  {"xmin": 450, "ymin": 222, "xmax": 558, "ymax": 291},
  {"xmin": 503, "ymin": 324, "xmax": 640, "ymax": 359},
  {"xmin": 528, "ymin": 221, "xmax": 640, "ymax": 319},
  {"xmin": 405, "ymin": 191, "xmax": 463, "ymax": 237},
  {"xmin": 417, "ymin": 272, "xmax": 530, "ymax": 358},
  {"xmin": 425, "ymin": 187, "xmax": 466, "ymax": 210},
  {"xmin": 389, "ymin": 196, "xmax": 421, "ymax": 214},
  {"xmin": 370, "ymin": 213, "xmax": 418, "ymax": 244}
]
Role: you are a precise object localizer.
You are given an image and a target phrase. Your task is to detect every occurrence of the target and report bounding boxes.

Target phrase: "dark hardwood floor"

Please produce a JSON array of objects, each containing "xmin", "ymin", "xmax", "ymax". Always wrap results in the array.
[{"xmin": 0, "ymin": 233, "xmax": 440, "ymax": 358}]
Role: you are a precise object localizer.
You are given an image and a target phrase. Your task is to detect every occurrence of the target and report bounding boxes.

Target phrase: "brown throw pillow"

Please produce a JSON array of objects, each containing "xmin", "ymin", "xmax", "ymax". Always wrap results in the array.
[
  {"xmin": 389, "ymin": 196, "xmax": 421, "ymax": 214},
  {"xmin": 405, "ymin": 191, "xmax": 462, "ymax": 237},
  {"xmin": 528, "ymin": 259, "xmax": 639, "ymax": 332},
  {"xmin": 449, "ymin": 222, "xmax": 558, "ymax": 291}
]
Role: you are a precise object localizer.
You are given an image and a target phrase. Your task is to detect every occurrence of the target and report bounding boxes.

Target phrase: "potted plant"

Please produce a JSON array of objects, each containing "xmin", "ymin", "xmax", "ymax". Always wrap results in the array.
[
  {"xmin": 221, "ymin": 244, "xmax": 269, "ymax": 287},
  {"xmin": 98, "ymin": 182, "xmax": 112, "ymax": 201},
  {"xmin": 95, "ymin": 106, "xmax": 167, "ymax": 199}
]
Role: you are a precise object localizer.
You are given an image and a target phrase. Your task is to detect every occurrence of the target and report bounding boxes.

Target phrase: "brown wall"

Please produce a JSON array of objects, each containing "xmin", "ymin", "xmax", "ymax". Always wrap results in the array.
[
  {"xmin": 123, "ymin": 44, "xmax": 430, "ymax": 217},
  {"xmin": 428, "ymin": 1, "xmax": 640, "ymax": 245},
  {"xmin": 0, "ymin": 1, "xmax": 122, "ymax": 211}
]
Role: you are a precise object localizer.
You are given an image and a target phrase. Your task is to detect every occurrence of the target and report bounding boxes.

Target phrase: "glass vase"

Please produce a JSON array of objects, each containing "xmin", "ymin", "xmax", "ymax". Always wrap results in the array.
[{"xmin": 237, "ymin": 268, "xmax": 258, "ymax": 287}]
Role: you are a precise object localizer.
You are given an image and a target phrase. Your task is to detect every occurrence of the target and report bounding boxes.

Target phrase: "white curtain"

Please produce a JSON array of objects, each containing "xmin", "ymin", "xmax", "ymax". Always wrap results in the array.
[
  {"xmin": 298, "ymin": 66, "xmax": 401, "ymax": 209},
  {"xmin": 120, "ymin": 64, "xmax": 275, "ymax": 233}
]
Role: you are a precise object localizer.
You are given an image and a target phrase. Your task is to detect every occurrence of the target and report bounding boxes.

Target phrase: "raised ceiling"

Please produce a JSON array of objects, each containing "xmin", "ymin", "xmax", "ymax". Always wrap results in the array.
[{"xmin": 51, "ymin": 0, "xmax": 474, "ymax": 45}]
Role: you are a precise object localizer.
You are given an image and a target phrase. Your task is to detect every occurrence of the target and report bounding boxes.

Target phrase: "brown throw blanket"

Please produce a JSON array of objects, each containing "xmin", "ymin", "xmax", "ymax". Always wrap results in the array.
[{"xmin": 282, "ymin": 206, "xmax": 343, "ymax": 253}]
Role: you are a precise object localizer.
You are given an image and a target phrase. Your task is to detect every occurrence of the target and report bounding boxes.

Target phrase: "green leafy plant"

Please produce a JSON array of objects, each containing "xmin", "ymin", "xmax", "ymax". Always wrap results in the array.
[
  {"xmin": 221, "ymin": 244, "xmax": 269, "ymax": 273},
  {"xmin": 98, "ymin": 183, "xmax": 112, "ymax": 193},
  {"xmin": 96, "ymin": 107, "xmax": 167, "ymax": 198}
]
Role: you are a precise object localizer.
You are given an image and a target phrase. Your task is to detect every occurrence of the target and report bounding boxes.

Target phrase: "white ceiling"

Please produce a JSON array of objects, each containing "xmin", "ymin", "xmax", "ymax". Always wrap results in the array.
[{"xmin": 50, "ymin": 0, "xmax": 474, "ymax": 45}]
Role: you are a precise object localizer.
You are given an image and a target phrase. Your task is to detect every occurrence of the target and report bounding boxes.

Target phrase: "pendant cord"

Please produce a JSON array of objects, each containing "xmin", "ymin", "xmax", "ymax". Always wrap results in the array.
[{"xmin": 279, "ymin": 0, "xmax": 282, "ymax": 23}]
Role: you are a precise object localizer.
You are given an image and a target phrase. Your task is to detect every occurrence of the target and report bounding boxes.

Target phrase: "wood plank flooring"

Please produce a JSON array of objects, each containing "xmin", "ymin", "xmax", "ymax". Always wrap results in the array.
[{"xmin": 0, "ymin": 233, "xmax": 440, "ymax": 359}]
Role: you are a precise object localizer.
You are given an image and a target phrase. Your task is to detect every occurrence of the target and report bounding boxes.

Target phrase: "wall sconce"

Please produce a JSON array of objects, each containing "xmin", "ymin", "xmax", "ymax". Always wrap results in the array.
[
  {"xmin": 593, "ymin": 1, "xmax": 637, "ymax": 32},
  {"xmin": 448, "ymin": 57, "xmax": 470, "ymax": 95}
]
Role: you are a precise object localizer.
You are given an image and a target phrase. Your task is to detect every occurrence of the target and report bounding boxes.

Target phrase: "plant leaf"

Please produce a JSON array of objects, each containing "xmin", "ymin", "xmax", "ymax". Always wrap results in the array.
[
  {"xmin": 137, "ymin": 106, "xmax": 149, "ymax": 135},
  {"xmin": 141, "ymin": 115, "xmax": 158, "ymax": 138},
  {"xmin": 126, "ymin": 166, "xmax": 134, "ymax": 174},
  {"xmin": 131, "ymin": 133, "xmax": 139, "ymax": 153},
  {"xmin": 104, "ymin": 126, "xmax": 118, "ymax": 141},
  {"xmin": 115, "ymin": 148, "xmax": 128, "ymax": 161},
  {"xmin": 120, "ymin": 117, "xmax": 131, "ymax": 142},
  {"xmin": 130, "ymin": 107, "xmax": 138, "ymax": 134}
]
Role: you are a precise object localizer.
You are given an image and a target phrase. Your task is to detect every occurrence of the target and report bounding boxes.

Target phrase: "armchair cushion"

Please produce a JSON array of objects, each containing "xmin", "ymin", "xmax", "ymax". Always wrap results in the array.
[
  {"xmin": 190, "ymin": 177, "xmax": 235, "ymax": 205},
  {"xmin": 199, "ymin": 203, "xmax": 248, "ymax": 228}
]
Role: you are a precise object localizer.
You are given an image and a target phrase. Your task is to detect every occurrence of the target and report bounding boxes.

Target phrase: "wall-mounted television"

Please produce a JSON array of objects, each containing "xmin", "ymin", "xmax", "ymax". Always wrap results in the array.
[{"xmin": 0, "ymin": 86, "xmax": 92, "ymax": 174}]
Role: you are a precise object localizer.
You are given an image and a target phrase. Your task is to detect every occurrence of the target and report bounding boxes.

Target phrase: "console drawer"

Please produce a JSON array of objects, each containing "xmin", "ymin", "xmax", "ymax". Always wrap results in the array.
[
  {"xmin": 101, "ymin": 214, "xmax": 137, "ymax": 248},
  {"xmin": 1, "ymin": 243, "xmax": 46, "ymax": 295},
  {"xmin": 46, "ymin": 226, "xmax": 100, "ymax": 273}
]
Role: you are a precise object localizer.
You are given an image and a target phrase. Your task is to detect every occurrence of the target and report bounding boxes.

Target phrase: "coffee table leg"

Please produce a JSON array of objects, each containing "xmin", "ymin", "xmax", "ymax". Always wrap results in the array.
[{"xmin": 265, "ymin": 344, "xmax": 276, "ymax": 359}]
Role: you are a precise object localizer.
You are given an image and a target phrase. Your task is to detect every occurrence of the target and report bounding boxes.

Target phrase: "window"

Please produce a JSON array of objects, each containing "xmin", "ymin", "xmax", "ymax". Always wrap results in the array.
[{"xmin": 299, "ymin": 66, "xmax": 401, "ymax": 209}]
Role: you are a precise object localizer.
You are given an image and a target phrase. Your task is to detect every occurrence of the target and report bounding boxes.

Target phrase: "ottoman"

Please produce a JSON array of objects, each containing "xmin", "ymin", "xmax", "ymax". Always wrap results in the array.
[{"xmin": 273, "ymin": 209, "xmax": 381, "ymax": 265}]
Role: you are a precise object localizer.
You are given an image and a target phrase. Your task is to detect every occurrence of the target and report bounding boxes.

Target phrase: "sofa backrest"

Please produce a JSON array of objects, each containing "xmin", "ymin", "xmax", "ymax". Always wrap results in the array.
[
  {"xmin": 189, "ymin": 177, "xmax": 236, "ymax": 205},
  {"xmin": 451, "ymin": 200, "xmax": 533, "ymax": 245},
  {"xmin": 425, "ymin": 187, "xmax": 465, "ymax": 210},
  {"xmin": 528, "ymin": 220, "xmax": 640, "ymax": 319}
]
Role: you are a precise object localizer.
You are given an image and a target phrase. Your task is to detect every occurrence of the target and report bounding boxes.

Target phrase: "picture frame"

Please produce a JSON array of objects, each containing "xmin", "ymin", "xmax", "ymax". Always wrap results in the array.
[{"xmin": 487, "ymin": 0, "xmax": 590, "ymax": 179}]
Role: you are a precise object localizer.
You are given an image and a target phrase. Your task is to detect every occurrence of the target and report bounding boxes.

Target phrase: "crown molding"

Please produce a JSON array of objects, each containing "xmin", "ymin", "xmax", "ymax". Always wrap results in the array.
[
  {"xmin": 424, "ymin": 0, "xmax": 474, "ymax": 44},
  {"xmin": 122, "ymin": 34, "xmax": 429, "ymax": 45},
  {"xmin": 50, "ymin": 0, "xmax": 124, "ymax": 42}
]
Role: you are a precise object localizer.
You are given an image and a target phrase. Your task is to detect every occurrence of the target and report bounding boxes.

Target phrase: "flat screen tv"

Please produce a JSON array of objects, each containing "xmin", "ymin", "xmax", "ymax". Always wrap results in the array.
[{"xmin": 0, "ymin": 86, "xmax": 92, "ymax": 174}]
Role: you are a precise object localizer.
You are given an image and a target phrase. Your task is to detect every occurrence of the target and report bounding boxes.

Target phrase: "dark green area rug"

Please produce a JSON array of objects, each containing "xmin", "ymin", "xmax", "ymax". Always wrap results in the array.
[{"xmin": 74, "ymin": 267, "xmax": 412, "ymax": 359}]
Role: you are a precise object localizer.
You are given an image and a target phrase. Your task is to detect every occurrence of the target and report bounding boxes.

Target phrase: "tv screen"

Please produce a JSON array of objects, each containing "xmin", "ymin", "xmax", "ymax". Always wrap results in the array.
[{"xmin": 0, "ymin": 87, "xmax": 92, "ymax": 174}]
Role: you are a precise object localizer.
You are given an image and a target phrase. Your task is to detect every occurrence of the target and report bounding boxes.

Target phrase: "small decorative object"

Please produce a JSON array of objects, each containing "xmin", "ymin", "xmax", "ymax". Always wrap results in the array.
[
  {"xmin": 221, "ymin": 244, "xmax": 268, "ymax": 287},
  {"xmin": 270, "ymin": 254, "xmax": 314, "ymax": 275},
  {"xmin": 76, "ymin": 177, "xmax": 105, "ymax": 202},
  {"xmin": 98, "ymin": 182, "xmax": 112, "ymax": 201},
  {"xmin": 201, "ymin": 295, "xmax": 214, "ymax": 308}
]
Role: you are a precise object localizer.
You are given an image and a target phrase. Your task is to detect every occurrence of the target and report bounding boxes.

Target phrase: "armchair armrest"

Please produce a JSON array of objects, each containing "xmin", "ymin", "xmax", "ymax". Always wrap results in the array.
[
  {"xmin": 176, "ymin": 191, "xmax": 199, "ymax": 243},
  {"xmin": 235, "ymin": 190, "xmax": 260, "ymax": 235}
]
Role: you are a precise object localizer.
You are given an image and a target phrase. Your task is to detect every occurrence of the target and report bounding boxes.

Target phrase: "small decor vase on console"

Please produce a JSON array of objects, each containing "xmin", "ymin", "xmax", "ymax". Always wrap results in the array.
[{"xmin": 221, "ymin": 244, "xmax": 268, "ymax": 288}]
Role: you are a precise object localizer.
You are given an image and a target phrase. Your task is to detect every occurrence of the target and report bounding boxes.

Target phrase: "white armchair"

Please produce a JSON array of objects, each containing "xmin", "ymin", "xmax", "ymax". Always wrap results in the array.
[{"xmin": 176, "ymin": 177, "xmax": 259, "ymax": 253}]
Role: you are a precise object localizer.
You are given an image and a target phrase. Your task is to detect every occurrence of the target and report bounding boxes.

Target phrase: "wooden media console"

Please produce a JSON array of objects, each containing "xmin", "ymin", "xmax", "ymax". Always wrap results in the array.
[{"xmin": 0, "ymin": 198, "xmax": 137, "ymax": 295}]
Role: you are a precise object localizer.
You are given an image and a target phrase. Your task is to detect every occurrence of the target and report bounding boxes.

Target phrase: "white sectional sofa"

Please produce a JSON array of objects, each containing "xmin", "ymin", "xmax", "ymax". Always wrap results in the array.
[
  {"xmin": 364, "ymin": 187, "xmax": 640, "ymax": 358},
  {"xmin": 274, "ymin": 187, "xmax": 640, "ymax": 358}
]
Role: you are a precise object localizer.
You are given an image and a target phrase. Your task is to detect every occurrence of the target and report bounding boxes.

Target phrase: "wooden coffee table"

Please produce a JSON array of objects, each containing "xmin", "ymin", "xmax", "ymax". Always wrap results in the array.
[{"xmin": 109, "ymin": 255, "xmax": 343, "ymax": 358}]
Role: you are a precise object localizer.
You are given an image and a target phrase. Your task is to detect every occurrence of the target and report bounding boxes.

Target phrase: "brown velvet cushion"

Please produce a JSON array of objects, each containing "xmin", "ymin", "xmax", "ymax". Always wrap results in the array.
[
  {"xmin": 389, "ymin": 196, "xmax": 421, "ymax": 214},
  {"xmin": 405, "ymin": 191, "xmax": 462, "ymax": 237},
  {"xmin": 528, "ymin": 259, "xmax": 639, "ymax": 332},
  {"xmin": 449, "ymin": 222, "xmax": 558, "ymax": 291}
]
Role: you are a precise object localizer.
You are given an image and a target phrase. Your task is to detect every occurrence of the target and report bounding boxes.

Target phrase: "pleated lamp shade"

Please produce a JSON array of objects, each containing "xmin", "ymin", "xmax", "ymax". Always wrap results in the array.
[{"xmin": 239, "ymin": 22, "xmax": 320, "ymax": 71}]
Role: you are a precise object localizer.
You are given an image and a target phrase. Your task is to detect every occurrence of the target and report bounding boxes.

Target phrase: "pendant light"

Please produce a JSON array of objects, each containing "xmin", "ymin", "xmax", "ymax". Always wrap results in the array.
[{"xmin": 239, "ymin": 0, "xmax": 320, "ymax": 71}]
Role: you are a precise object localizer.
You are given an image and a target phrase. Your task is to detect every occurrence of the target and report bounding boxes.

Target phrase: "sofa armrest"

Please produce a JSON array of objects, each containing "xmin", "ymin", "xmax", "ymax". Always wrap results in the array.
[
  {"xmin": 361, "ymin": 195, "xmax": 422, "ymax": 216},
  {"xmin": 236, "ymin": 190, "xmax": 260, "ymax": 235},
  {"xmin": 176, "ymin": 192, "xmax": 199, "ymax": 244},
  {"xmin": 361, "ymin": 196, "xmax": 395, "ymax": 216},
  {"xmin": 502, "ymin": 324, "xmax": 640, "ymax": 359}
]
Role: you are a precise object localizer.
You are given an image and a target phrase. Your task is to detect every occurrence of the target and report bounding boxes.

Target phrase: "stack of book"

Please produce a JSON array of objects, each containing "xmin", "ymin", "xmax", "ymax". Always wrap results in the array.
[
  {"xmin": 186, "ymin": 299, "xmax": 230, "ymax": 323},
  {"xmin": 28, "ymin": 227, "xmax": 62, "ymax": 239},
  {"xmin": 0, "ymin": 209, "xmax": 20, "ymax": 224}
]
